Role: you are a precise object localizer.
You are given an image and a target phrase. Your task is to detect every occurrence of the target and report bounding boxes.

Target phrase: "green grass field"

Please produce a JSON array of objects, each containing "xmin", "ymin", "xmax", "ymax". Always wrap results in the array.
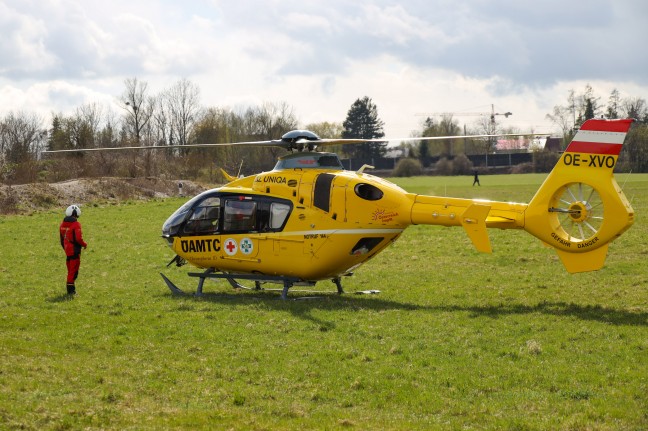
[{"xmin": 1, "ymin": 173, "xmax": 647, "ymax": 430}]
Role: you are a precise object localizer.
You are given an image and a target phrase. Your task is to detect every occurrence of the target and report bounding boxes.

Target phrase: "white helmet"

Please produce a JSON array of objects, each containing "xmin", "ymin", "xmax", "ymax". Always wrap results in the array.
[{"xmin": 65, "ymin": 205, "xmax": 81, "ymax": 218}]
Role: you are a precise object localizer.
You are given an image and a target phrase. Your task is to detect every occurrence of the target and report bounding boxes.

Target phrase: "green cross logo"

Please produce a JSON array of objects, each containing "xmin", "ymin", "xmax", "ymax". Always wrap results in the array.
[{"xmin": 240, "ymin": 238, "xmax": 253, "ymax": 255}]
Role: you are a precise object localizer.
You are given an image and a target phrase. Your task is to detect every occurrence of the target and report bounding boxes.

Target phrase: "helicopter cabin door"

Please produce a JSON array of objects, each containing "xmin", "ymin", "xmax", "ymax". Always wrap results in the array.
[
  {"xmin": 313, "ymin": 173, "xmax": 334, "ymax": 212},
  {"xmin": 220, "ymin": 196, "xmax": 293, "ymax": 260},
  {"xmin": 313, "ymin": 173, "xmax": 346, "ymax": 221}
]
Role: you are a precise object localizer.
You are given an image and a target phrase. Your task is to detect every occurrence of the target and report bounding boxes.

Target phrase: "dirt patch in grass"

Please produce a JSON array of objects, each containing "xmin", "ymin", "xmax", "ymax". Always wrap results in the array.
[{"xmin": 0, "ymin": 177, "xmax": 208, "ymax": 215}]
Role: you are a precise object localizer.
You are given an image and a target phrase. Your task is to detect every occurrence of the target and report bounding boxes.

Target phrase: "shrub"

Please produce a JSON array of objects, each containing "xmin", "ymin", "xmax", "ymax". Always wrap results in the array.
[
  {"xmin": 0, "ymin": 186, "xmax": 20, "ymax": 214},
  {"xmin": 392, "ymin": 158, "xmax": 423, "ymax": 177},
  {"xmin": 451, "ymin": 154, "xmax": 474, "ymax": 175},
  {"xmin": 434, "ymin": 157, "xmax": 452, "ymax": 176},
  {"xmin": 511, "ymin": 162, "xmax": 534, "ymax": 174}
]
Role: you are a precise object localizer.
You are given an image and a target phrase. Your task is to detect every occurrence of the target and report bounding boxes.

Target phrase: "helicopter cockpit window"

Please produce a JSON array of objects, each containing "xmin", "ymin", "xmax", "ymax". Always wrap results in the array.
[
  {"xmin": 274, "ymin": 153, "xmax": 344, "ymax": 170},
  {"xmin": 162, "ymin": 193, "xmax": 205, "ymax": 237},
  {"xmin": 269, "ymin": 202, "xmax": 291, "ymax": 229},
  {"xmin": 224, "ymin": 199, "xmax": 257, "ymax": 232},
  {"xmin": 354, "ymin": 183, "xmax": 384, "ymax": 201},
  {"xmin": 317, "ymin": 155, "xmax": 343, "ymax": 168},
  {"xmin": 183, "ymin": 197, "xmax": 221, "ymax": 235}
]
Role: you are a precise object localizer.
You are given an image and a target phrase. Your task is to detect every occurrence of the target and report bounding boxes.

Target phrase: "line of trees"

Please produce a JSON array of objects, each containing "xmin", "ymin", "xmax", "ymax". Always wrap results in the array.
[
  {"xmin": 406, "ymin": 112, "xmax": 540, "ymax": 164},
  {"xmin": 1, "ymin": 80, "xmax": 648, "ymax": 185},
  {"xmin": 0, "ymin": 85, "xmax": 391, "ymax": 184},
  {"xmin": 1, "ymin": 78, "xmax": 306, "ymax": 184},
  {"xmin": 404, "ymin": 84, "xmax": 648, "ymax": 172}
]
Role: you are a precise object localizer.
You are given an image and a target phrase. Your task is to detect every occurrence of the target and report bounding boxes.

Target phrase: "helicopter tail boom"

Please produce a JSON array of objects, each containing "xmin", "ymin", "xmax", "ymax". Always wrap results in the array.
[
  {"xmin": 410, "ymin": 118, "xmax": 634, "ymax": 273},
  {"xmin": 410, "ymin": 196, "xmax": 527, "ymax": 253}
]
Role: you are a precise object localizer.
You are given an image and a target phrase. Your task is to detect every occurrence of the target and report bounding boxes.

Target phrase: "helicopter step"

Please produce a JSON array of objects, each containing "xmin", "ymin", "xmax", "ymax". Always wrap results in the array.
[{"xmin": 160, "ymin": 270, "xmax": 348, "ymax": 299}]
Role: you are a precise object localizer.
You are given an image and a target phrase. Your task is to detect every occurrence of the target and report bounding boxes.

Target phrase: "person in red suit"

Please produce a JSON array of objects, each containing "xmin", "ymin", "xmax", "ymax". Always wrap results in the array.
[{"xmin": 59, "ymin": 205, "xmax": 88, "ymax": 295}]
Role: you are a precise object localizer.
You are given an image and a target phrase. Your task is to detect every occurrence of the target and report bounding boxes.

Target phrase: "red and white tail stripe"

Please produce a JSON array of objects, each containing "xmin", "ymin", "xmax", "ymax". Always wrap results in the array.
[{"xmin": 565, "ymin": 119, "xmax": 634, "ymax": 156}]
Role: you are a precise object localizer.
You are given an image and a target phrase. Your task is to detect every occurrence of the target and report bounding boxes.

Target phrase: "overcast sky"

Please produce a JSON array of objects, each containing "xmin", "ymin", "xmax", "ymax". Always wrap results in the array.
[{"xmin": 1, "ymin": 0, "xmax": 647, "ymax": 138}]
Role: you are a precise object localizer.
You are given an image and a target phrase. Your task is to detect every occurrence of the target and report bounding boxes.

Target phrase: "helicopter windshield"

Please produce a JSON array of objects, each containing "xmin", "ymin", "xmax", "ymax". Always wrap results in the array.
[
  {"xmin": 162, "ymin": 190, "xmax": 212, "ymax": 237},
  {"xmin": 162, "ymin": 190, "xmax": 294, "ymax": 239},
  {"xmin": 273, "ymin": 152, "xmax": 344, "ymax": 170}
]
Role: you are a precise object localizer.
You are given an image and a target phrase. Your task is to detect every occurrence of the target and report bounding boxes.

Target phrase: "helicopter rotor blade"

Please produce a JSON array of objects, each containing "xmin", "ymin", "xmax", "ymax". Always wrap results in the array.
[
  {"xmin": 42, "ymin": 132, "xmax": 550, "ymax": 154},
  {"xmin": 41, "ymin": 139, "xmax": 287, "ymax": 154},
  {"xmin": 314, "ymin": 133, "xmax": 550, "ymax": 147}
]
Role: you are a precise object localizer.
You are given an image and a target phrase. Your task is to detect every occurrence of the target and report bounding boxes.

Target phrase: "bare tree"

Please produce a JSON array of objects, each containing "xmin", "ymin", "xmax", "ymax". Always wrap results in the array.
[
  {"xmin": 0, "ymin": 111, "xmax": 45, "ymax": 183},
  {"xmin": 546, "ymin": 88, "xmax": 581, "ymax": 145},
  {"xmin": 0, "ymin": 112, "xmax": 45, "ymax": 164},
  {"xmin": 255, "ymin": 101, "xmax": 298, "ymax": 138},
  {"xmin": 165, "ymin": 78, "xmax": 201, "ymax": 148},
  {"xmin": 473, "ymin": 114, "xmax": 503, "ymax": 158},
  {"xmin": 621, "ymin": 97, "xmax": 647, "ymax": 121},
  {"xmin": 606, "ymin": 89, "xmax": 621, "ymax": 119},
  {"xmin": 151, "ymin": 94, "xmax": 171, "ymax": 147},
  {"xmin": 121, "ymin": 77, "xmax": 153, "ymax": 145},
  {"xmin": 304, "ymin": 121, "xmax": 343, "ymax": 139},
  {"xmin": 304, "ymin": 121, "xmax": 344, "ymax": 154},
  {"xmin": 545, "ymin": 105, "xmax": 574, "ymax": 137}
]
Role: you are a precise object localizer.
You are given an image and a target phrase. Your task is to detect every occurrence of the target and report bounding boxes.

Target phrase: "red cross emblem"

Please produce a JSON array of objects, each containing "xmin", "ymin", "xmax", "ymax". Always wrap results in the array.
[{"xmin": 224, "ymin": 238, "xmax": 237, "ymax": 256}]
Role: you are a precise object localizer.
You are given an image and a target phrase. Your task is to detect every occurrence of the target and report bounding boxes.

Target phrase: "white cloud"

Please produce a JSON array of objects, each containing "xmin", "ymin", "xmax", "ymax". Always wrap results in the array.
[
  {"xmin": 0, "ymin": 0, "xmax": 647, "ymax": 138},
  {"xmin": 0, "ymin": 1, "xmax": 59, "ymax": 77},
  {"xmin": 354, "ymin": 4, "xmax": 446, "ymax": 46}
]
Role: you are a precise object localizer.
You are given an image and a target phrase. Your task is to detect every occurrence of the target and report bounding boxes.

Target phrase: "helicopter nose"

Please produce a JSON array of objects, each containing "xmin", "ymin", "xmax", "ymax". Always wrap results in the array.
[{"xmin": 162, "ymin": 206, "xmax": 192, "ymax": 238}]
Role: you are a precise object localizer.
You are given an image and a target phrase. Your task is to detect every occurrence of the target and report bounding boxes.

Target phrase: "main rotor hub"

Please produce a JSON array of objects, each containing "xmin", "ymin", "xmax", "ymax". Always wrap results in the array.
[
  {"xmin": 281, "ymin": 130, "xmax": 320, "ymax": 143},
  {"xmin": 280, "ymin": 130, "xmax": 322, "ymax": 152}
]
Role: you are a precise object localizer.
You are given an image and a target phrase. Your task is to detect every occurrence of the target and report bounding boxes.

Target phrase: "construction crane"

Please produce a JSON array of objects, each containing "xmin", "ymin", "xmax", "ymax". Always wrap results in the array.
[{"xmin": 415, "ymin": 104, "xmax": 512, "ymax": 130}]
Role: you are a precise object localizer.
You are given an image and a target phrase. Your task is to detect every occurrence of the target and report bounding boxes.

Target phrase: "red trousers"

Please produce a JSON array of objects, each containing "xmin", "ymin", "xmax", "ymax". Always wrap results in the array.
[{"xmin": 66, "ymin": 257, "xmax": 81, "ymax": 284}]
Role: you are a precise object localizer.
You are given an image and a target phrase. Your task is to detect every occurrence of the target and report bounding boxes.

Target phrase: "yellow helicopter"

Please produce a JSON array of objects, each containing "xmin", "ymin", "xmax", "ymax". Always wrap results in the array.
[
  {"xmin": 45, "ymin": 118, "xmax": 635, "ymax": 298},
  {"xmin": 151, "ymin": 118, "xmax": 634, "ymax": 298}
]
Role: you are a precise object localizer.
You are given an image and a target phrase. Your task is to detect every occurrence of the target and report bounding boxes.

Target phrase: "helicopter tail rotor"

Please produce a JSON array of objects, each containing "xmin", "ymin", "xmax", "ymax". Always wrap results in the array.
[{"xmin": 523, "ymin": 118, "xmax": 635, "ymax": 273}]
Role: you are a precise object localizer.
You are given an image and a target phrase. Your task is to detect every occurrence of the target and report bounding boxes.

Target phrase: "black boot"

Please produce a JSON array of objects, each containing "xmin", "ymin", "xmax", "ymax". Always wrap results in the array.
[{"xmin": 66, "ymin": 283, "xmax": 76, "ymax": 295}]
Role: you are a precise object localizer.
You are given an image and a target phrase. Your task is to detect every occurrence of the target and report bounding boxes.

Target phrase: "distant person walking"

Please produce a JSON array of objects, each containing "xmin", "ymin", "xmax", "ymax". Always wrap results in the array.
[
  {"xmin": 59, "ymin": 205, "xmax": 87, "ymax": 295},
  {"xmin": 473, "ymin": 170, "xmax": 480, "ymax": 186}
]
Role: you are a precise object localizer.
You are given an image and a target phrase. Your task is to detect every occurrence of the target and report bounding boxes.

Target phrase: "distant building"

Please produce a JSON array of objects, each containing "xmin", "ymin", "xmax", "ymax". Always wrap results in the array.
[
  {"xmin": 543, "ymin": 137, "xmax": 563, "ymax": 152},
  {"xmin": 496, "ymin": 137, "xmax": 525, "ymax": 151}
]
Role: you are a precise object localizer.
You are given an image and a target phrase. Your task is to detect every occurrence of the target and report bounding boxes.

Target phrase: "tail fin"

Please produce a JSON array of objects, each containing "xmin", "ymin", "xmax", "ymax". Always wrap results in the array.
[
  {"xmin": 524, "ymin": 119, "xmax": 635, "ymax": 273},
  {"xmin": 220, "ymin": 168, "xmax": 238, "ymax": 183}
]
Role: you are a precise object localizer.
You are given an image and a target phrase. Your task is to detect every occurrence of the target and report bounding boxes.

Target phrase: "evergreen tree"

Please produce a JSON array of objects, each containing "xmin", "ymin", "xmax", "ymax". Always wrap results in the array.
[
  {"xmin": 577, "ymin": 84, "xmax": 601, "ymax": 125},
  {"xmin": 418, "ymin": 117, "xmax": 432, "ymax": 163},
  {"xmin": 47, "ymin": 115, "xmax": 67, "ymax": 151},
  {"xmin": 341, "ymin": 96, "xmax": 386, "ymax": 159},
  {"xmin": 584, "ymin": 99, "xmax": 595, "ymax": 121}
]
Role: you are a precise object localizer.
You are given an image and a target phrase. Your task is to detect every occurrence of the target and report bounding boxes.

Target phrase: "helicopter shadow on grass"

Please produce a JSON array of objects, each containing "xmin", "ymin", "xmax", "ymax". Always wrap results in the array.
[
  {"xmin": 166, "ymin": 287, "xmax": 648, "ymax": 329},
  {"xmin": 166, "ymin": 286, "xmax": 424, "ymax": 331}
]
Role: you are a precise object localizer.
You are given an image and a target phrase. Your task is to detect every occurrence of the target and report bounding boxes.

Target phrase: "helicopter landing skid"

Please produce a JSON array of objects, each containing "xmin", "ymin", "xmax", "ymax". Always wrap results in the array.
[
  {"xmin": 160, "ymin": 271, "xmax": 350, "ymax": 300},
  {"xmin": 161, "ymin": 270, "xmax": 302, "ymax": 300}
]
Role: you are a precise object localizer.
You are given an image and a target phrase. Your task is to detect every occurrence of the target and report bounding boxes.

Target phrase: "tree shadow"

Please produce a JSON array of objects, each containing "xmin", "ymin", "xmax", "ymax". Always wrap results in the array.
[
  {"xmin": 446, "ymin": 301, "xmax": 648, "ymax": 327},
  {"xmin": 167, "ymin": 287, "xmax": 648, "ymax": 328}
]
